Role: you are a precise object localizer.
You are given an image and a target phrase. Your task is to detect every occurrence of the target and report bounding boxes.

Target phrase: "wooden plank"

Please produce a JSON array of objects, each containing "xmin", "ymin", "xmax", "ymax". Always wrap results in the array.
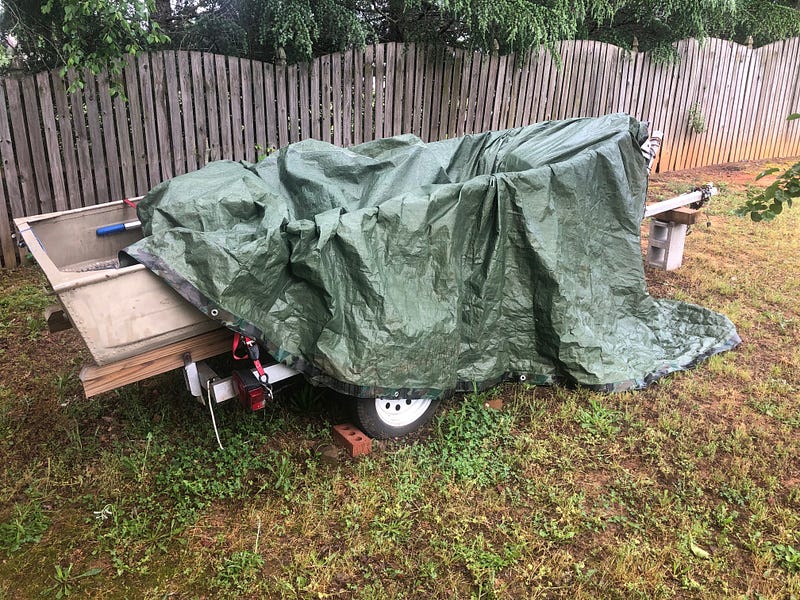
[
  {"xmin": 151, "ymin": 53, "xmax": 174, "ymax": 179},
  {"xmin": 202, "ymin": 53, "xmax": 221, "ymax": 162},
  {"xmin": 111, "ymin": 84, "xmax": 136, "ymax": 198},
  {"xmin": 411, "ymin": 44, "xmax": 425, "ymax": 136},
  {"xmin": 0, "ymin": 82, "xmax": 24, "ymax": 219},
  {"xmin": 489, "ymin": 54, "xmax": 506, "ymax": 130},
  {"xmin": 241, "ymin": 59, "xmax": 255, "ymax": 160},
  {"xmin": 310, "ymin": 57, "xmax": 322, "ymax": 140},
  {"xmin": 595, "ymin": 41, "xmax": 612, "ymax": 115},
  {"xmin": 677, "ymin": 39, "xmax": 705, "ymax": 169},
  {"xmin": 177, "ymin": 51, "xmax": 197, "ymax": 171},
  {"xmin": 449, "ymin": 49, "xmax": 464, "ymax": 135},
  {"xmin": 123, "ymin": 55, "xmax": 149, "ymax": 192},
  {"xmin": 753, "ymin": 43, "xmax": 780, "ymax": 160},
  {"xmin": 287, "ymin": 64, "xmax": 300, "ymax": 143},
  {"xmin": 509, "ymin": 51, "xmax": 527, "ymax": 128},
  {"xmin": 214, "ymin": 54, "xmax": 233, "ymax": 159},
  {"xmin": 603, "ymin": 45, "xmax": 623, "ymax": 115},
  {"xmin": 331, "ymin": 52, "xmax": 343, "ymax": 144},
  {"xmin": 731, "ymin": 42, "xmax": 754, "ymax": 163},
  {"xmin": 393, "ymin": 43, "xmax": 405, "ymax": 135},
  {"xmin": 455, "ymin": 49, "xmax": 473, "ymax": 135},
  {"xmin": 520, "ymin": 50, "xmax": 538, "ymax": 125},
  {"xmin": 767, "ymin": 38, "xmax": 794, "ymax": 157},
  {"xmin": 500, "ymin": 53, "xmax": 516, "ymax": 128},
  {"xmin": 479, "ymin": 53, "xmax": 499, "ymax": 130},
  {"xmin": 716, "ymin": 42, "xmax": 748, "ymax": 164},
  {"xmin": 550, "ymin": 41, "xmax": 571, "ymax": 119},
  {"xmin": 263, "ymin": 62, "xmax": 278, "ymax": 150},
  {"xmin": 665, "ymin": 40, "xmax": 697, "ymax": 170},
  {"xmin": 362, "ymin": 47, "xmax": 374, "ymax": 141},
  {"xmin": 614, "ymin": 44, "xmax": 632, "ymax": 113},
  {"xmin": 80, "ymin": 328, "xmax": 232, "ymax": 397},
  {"xmin": 740, "ymin": 47, "xmax": 766, "ymax": 161},
  {"xmin": 373, "ymin": 44, "xmax": 385, "ymax": 139},
  {"xmin": 0, "ymin": 82, "xmax": 18, "ymax": 265},
  {"xmin": 765, "ymin": 40, "xmax": 796, "ymax": 158},
  {"xmin": 351, "ymin": 51, "xmax": 363, "ymax": 144},
  {"xmin": 21, "ymin": 76, "xmax": 55, "ymax": 214},
  {"xmin": 50, "ymin": 72, "xmax": 82, "ymax": 209},
  {"xmin": 402, "ymin": 43, "xmax": 416, "ymax": 135},
  {"xmin": 0, "ymin": 146, "xmax": 14, "ymax": 264},
  {"xmin": 66, "ymin": 69, "xmax": 97, "ymax": 205},
  {"xmin": 382, "ymin": 44, "xmax": 395, "ymax": 138},
  {"xmin": 190, "ymin": 52, "xmax": 209, "ymax": 168},
  {"xmin": 228, "ymin": 57, "xmax": 244, "ymax": 159},
  {"xmin": 298, "ymin": 61, "xmax": 311, "ymax": 141},
  {"xmin": 6, "ymin": 79, "xmax": 42, "ymax": 215},
  {"xmin": 700, "ymin": 39, "xmax": 732, "ymax": 166},
  {"xmin": 320, "ymin": 55, "xmax": 332, "ymax": 143},
  {"xmin": 650, "ymin": 46, "xmax": 679, "ymax": 172},
  {"xmin": 420, "ymin": 46, "xmax": 437, "ymax": 138},
  {"xmin": 576, "ymin": 41, "xmax": 595, "ymax": 117},
  {"xmin": 162, "ymin": 53, "xmax": 185, "ymax": 175},
  {"xmin": 138, "ymin": 54, "xmax": 163, "ymax": 186},
  {"xmin": 276, "ymin": 63, "xmax": 290, "ymax": 147},
  {"xmin": 427, "ymin": 49, "xmax": 444, "ymax": 139},
  {"xmin": 471, "ymin": 52, "xmax": 490, "ymax": 132},
  {"xmin": 780, "ymin": 39, "xmax": 800, "ymax": 156},
  {"xmin": 35, "ymin": 72, "xmax": 67, "ymax": 212},
  {"xmin": 536, "ymin": 47, "xmax": 558, "ymax": 122},
  {"xmin": 438, "ymin": 49, "xmax": 454, "ymax": 139},
  {"xmin": 341, "ymin": 55, "xmax": 352, "ymax": 145},
  {"xmin": 251, "ymin": 58, "xmax": 266, "ymax": 153}
]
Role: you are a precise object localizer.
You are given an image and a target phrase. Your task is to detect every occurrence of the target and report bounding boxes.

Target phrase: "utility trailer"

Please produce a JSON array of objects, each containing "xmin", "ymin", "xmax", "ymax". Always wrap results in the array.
[
  {"xmin": 14, "ymin": 201, "xmax": 437, "ymax": 440},
  {"xmin": 12, "ymin": 123, "xmax": 718, "ymax": 441}
]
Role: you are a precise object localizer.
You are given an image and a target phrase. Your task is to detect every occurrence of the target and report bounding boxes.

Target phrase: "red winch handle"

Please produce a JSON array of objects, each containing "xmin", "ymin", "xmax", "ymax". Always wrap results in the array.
[{"xmin": 232, "ymin": 333, "xmax": 268, "ymax": 383}]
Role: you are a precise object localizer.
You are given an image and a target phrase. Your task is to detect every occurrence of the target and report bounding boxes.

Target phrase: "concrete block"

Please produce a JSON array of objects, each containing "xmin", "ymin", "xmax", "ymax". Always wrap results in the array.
[
  {"xmin": 333, "ymin": 423, "xmax": 372, "ymax": 457},
  {"xmin": 646, "ymin": 219, "xmax": 688, "ymax": 271}
]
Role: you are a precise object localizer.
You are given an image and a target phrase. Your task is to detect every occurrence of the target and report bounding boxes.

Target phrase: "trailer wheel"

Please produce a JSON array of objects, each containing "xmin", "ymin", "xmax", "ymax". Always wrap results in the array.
[{"xmin": 354, "ymin": 396, "xmax": 440, "ymax": 439}]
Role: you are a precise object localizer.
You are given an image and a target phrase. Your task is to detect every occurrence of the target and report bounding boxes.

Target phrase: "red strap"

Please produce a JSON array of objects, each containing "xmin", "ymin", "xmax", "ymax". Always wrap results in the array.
[{"xmin": 123, "ymin": 197, "xmax": 139, "ymax": 209}]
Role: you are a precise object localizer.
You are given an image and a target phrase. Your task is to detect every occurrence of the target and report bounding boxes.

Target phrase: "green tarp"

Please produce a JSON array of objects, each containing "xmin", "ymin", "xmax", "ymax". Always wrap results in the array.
[{"xmin": 123, "ymin": 114, "xmax": 740, "ymax": 398}]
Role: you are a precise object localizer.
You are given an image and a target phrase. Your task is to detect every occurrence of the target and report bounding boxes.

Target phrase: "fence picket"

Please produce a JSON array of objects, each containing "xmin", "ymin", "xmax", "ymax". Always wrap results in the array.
[
  {"xmin": 35, "ymin": 72, "xmax": 67, "ymax": 211},
  {"xmin": 240, "ymin": 59, "xmax": 255, "ymax": 161},
  {"xmin": 124, "ymin": 55, "xmax": 149, "ymax": 191}
]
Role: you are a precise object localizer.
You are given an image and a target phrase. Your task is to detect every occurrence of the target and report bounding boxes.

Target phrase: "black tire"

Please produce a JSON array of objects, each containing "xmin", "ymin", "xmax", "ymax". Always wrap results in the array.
[{"xmin": 354, "ymin": 396, "xmax": 440, "ymax": 439}]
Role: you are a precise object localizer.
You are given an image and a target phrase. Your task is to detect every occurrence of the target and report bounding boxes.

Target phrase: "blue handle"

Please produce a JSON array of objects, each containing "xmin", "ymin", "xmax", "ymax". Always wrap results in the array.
[
  {"xmin": 96, "ymin": 223, "xmax": 126, "ymax": 236},
  {"xmin": 96, "ymin": 220, "xmax": 141, "ymax": 236}
]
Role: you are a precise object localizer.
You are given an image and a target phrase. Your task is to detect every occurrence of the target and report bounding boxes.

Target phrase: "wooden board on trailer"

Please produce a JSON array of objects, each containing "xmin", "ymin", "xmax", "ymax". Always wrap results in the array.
[{"xmin": 80, "ymin": 328, "xmax": 233, "ymax": 398}]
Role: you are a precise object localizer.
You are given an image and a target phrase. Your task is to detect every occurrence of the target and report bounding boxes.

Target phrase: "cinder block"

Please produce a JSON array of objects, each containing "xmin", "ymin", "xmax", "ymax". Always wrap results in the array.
[
  {"xmin": 332, "ymin": 423, "xmax": 372, "ymax": 457},
  {"xmin": 646, "ymin": 219, "xmax": 688, "ymax": 271}
]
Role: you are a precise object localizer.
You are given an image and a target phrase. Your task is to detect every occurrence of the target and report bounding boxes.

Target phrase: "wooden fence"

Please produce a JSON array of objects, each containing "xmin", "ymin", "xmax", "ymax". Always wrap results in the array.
[{"xmin": 1, "ymin": 37, "xmax": 800, "ymax": 267}]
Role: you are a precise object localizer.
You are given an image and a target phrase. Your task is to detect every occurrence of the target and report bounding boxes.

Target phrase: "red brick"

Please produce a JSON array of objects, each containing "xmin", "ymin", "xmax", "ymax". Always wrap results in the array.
[
  {"xmin": 332, "ymin": 423, "xmax": 372, "ymax": 457},
  {"xmin": 484, "ymin": 398, "xmax": 503, "ymax": 410}
]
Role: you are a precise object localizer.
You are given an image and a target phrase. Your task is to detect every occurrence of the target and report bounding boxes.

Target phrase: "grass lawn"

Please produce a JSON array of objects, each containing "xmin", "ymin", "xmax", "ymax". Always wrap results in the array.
[{"xmin": 1, "ymin": 159, "xmax": 799, "ymax": 598}]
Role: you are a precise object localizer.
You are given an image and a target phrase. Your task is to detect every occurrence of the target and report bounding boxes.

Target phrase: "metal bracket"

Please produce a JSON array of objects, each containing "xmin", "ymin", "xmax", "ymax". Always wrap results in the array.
[{"xmin": 182, "ymin": 353, "xmax": 299, "ymax": 405}]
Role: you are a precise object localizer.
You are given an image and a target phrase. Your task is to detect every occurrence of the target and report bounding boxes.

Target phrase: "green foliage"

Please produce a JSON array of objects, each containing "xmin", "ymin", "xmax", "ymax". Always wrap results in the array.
[
  {"xmin": 575, "ymin": 397, "xmax": 620, "ymax": 438},
  {"xmin": 415, "ymin": 386, "xmax": 513, "ymax": 487},
  {"xmin": 0, "ymin": 500, "xmax": 50, "ymax": 554},
  {"xmin": 771, "ymin": 543, "xmax": 800, "ymax": 573},
  {"xmin": 738, "ymin": 114, "xmax": 800, "ymax": 221},
  {"xmin": 688, "ymin": 102, "xmax": 706, "ymax": 134},
  {"xmin": 42, "ymin": 0, "xmax": 168, "ymax": 90},
  {"xmin": 42, "ymin": 564, "xmax": 102, "ymax": 598},
  {"xmin": 214, "ymin": 550, "xmax": 265, "ymax": 591}
]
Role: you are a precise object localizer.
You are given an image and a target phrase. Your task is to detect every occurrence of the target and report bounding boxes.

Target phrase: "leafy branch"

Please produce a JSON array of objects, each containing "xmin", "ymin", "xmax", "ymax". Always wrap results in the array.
[{"xmin": 738, "ymin": 113, "xmax": 800, "ymax": 221}]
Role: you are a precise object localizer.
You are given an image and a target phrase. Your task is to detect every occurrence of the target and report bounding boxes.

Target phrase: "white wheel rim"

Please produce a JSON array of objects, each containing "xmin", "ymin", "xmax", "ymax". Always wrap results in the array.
[{"xmin": 374, "ymin": 397, "xmax": 432, "ymax": 428}]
